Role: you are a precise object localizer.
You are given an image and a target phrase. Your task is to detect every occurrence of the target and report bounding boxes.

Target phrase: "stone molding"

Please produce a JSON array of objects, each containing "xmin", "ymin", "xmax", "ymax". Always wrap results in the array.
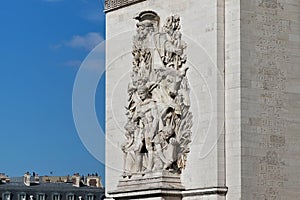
[
  {"xmin": 108, "ymin": 187, "xmax": 228, "ymax": 199},
  {"xmin": 105, "ymin": 0, "xmax": 147, "ymax": 12},
  {"xmin": 109, "ymin": 189, "xmax": 183, "ymax": 199},
  {"xmin": 182, "ymin": 187, "xmax": 228, "ymax": 197},
  {"xmin": 116, "ymin": 171, "xmax": 184, "ymax": 192}
]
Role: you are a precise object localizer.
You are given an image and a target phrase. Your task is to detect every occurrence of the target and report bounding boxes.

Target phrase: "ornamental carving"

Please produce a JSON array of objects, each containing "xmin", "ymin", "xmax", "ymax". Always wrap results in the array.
[
  {"xmin": 105, "ymin": 0, "xmax": 147, "ymax": 12},
  {"xmin": 122, "ymin": 11, "xmax": 192, "ymax": 176}
]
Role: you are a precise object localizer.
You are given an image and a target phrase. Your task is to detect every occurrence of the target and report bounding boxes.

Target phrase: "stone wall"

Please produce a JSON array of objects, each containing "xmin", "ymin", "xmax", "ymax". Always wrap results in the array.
[
  {"xmin": 105, "ymin": 0, "xmax": 300, "ymax": 199},
  {"xmin": 106, "ymin": 0, "xmax": 226, "ymax": 199},
  {"xmin": 226, "ymin": 0, "xmax": 300, "ymax": 199},
  {"xmin": 240, "ymin": 0, "xmax": 300, "ymax": 199},
  {"xmin": 225, "ymin": 0, "xmax": 242, "ymax": 199}
]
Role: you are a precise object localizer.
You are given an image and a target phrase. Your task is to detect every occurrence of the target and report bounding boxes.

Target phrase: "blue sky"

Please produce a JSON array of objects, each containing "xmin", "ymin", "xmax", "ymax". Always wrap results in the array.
[{"xmin": 0, "ymin": 0, "xmax": 106, "ymax": 183}]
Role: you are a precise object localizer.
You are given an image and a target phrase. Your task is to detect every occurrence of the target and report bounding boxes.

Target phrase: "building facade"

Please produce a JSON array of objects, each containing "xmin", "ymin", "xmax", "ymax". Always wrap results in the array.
[
  {"xmin": 104, "ymin": 0, "xmax": 300, "ymax": 199},
  {"xmin": 0, "ymin": 173, "xmax": 105, "ymax": 200}
]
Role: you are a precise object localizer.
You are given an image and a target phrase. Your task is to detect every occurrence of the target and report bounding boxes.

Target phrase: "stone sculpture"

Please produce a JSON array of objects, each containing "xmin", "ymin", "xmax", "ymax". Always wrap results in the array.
[{"xmin": 122, "ymin": 11, "xmax": 192, "ymax": 176}]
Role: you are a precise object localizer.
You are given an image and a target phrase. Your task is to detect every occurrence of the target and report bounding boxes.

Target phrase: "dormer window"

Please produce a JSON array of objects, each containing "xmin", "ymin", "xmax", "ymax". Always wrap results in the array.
[
  {"xmin": 52, "ymin": 193, "xmax": 60, "ymax": 200},
  {"xmin": 3, "ymin": 192, "xmax": 11, "ymax": 200},
  {"xmin": 88, "ymin": 179, "xmax": 97, "ymax": 187},
  {"xmin": 37, "ymin": 193, "xmax": 45, "ymax": 200},
  {"xmin": 19, "ymin": 193, "xmax": 27, "ymax": 200}
]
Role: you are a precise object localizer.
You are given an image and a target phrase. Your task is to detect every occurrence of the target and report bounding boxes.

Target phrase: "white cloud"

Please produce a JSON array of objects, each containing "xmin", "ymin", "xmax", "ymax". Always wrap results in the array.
[
  {"xmin": 50, "ymin": 44, "xmax": 62, "ymax": 50},
  {"xmin": 66, "ymin": 32, "xmax": 104, "ymax": 51}
]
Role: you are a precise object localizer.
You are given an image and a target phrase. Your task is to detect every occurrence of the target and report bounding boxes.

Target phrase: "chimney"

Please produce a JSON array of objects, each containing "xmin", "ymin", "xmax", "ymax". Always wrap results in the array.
[
  {"xmin": 0, "ymin": 173, "xmax": 9, "ymax": 184},
  {"xmin": 86, "ymin": 174, "xmax": 103, "ymax": 188},
  {"xmin": 34, "ymin": 173, "xmax": 40, "ymax": 184},
  {"xmin": 24, "ymin": 172, "xmax": 31, "ymax": 186},
  {"xmin": 72, "ymin": 173, "xmax": 81, "ymax": 187}
]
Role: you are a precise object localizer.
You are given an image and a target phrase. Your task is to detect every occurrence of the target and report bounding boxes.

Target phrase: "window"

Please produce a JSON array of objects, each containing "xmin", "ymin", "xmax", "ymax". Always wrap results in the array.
[
  {"xmin": 52, "ymin": 194, "xmax": 60, "ymax": 200},
  {"xmin": 3, "ymin": 192, "xmax": 11, "ymax": 200},
  {"xmin": 86, "ymin": 194, "xmax": 94, "ymax": 200},
  {"xmin": 88, "ymin": 179, "xmax": 97, "ymax": 187},
  {"xmin": 19, "ymin": 193, "xmax": 26, "ymax": 200},
  {"xmin": 66, "ymin": 194, "xmax": 74, "ymax": 200},
  {"xmin": 37, "ymin": 193, "xmax": 45, "ymax": 200}
]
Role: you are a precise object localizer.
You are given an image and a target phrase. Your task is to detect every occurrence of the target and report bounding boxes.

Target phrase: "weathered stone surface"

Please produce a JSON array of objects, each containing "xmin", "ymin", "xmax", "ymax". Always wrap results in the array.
[
  {"xmin": 121, "ymin": 11, "xmax": 192, "ymax": 177},
  {"xmin": 116, "ymin": 171, "xmax": 184, "ymax": 192},
  {"xmin": 105, "ymin": 0, "xmax": 300, "ymax": 199},
  {"xmin": 226, "ymin": 0, "xmax": 300, "ymax": 199},
  {"xmin": 106, "ymin": 0, "xmax": 225, "ymax": 197}
]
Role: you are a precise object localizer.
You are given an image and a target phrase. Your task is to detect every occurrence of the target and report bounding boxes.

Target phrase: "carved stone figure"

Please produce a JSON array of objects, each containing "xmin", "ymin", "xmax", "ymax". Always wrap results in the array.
[
  {"xmin": 122, "ymin": 120, "xmax": 143, "ymax": 175},
  {"xmin": 123, "ymin": 11, "xmax": 192, "ymax": 176}
]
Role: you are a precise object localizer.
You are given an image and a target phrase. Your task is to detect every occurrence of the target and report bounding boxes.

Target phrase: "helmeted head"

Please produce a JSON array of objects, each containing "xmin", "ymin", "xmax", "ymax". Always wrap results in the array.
[{"xmin": 137, "ymin": 85, "xmax": 149, "ymax": 101}]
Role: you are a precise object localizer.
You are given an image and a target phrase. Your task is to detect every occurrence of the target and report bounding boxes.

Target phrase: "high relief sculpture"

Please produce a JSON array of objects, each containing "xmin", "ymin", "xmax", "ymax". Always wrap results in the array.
[{"xmin": 122, "ymin": 11, "xmax": 192, "ymax": 177}]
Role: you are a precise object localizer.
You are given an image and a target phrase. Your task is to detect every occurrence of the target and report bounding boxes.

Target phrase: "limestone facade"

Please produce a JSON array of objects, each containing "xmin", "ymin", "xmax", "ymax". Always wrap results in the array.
[
  {"xmin": 226, "ymin": 0, "xmax": 300, "ymax": 199},
  {"xmin": 105, "ymin": 0, "xmax": 300, "ymax": 199}
]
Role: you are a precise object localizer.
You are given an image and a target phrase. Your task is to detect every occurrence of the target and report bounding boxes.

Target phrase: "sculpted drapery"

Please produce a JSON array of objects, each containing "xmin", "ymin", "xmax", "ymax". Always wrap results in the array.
[{"xmin": 122, "ymin": 11, "xmax": 192, "ymax": 176}]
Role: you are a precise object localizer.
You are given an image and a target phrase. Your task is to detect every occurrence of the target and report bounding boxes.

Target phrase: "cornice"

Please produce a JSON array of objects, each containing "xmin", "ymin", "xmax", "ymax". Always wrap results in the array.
[{"xmin": 105, "ymin": 0, "xmax": 147, "ymax": 13}]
